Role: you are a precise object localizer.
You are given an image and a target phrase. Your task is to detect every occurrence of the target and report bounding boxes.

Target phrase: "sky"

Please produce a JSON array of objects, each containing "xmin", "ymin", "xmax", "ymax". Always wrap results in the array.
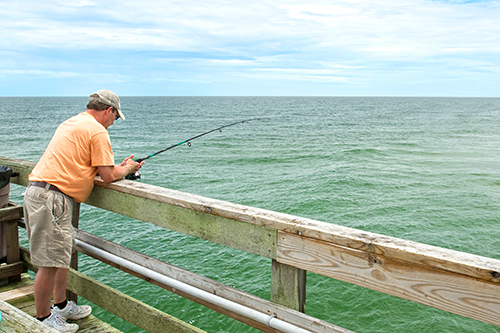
[{"xmin": 1, "ymin": 0, "xmax": 499, "ymax": 97}]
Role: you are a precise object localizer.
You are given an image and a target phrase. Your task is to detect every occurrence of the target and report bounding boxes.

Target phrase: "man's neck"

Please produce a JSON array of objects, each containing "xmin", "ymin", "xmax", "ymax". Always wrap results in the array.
[{"xmin": 85, "ymin": 109, "xmax": 108, "ymax": 128}]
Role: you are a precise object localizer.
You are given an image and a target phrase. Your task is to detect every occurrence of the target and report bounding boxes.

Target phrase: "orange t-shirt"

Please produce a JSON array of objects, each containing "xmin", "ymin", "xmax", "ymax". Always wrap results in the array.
[{"xmin": 29, "ymin": 112, "xmax": 114, "ymax": 203}]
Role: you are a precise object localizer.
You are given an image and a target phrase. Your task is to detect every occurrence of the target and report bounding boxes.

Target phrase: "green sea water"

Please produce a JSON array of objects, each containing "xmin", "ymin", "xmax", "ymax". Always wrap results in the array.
[{"xmin": 1, "ymin": 96, "xmax": 500, "ymax": 332}]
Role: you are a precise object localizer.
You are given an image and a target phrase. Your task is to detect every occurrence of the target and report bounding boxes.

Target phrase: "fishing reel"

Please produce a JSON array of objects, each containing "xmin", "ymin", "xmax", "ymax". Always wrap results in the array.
[
  {"xmin": 125, "ymin": 171, "xmax": 141, "ymax": 180},
  {"xmin": 125, "ymin": 157, "xmax": 144, "ymax": 180}
]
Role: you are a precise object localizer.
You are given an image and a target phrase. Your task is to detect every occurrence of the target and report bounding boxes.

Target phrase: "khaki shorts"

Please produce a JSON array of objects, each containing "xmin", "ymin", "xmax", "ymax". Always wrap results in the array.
[{"xmin": 23, "ymin": 184, "xmax": 75, "ymax": 268}]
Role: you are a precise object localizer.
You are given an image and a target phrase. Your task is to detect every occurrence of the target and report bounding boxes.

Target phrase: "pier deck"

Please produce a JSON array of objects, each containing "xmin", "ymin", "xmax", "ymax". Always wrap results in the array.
[{"xmin": 0, "ymin": 274, "xmax": 121, "ymax": 333}]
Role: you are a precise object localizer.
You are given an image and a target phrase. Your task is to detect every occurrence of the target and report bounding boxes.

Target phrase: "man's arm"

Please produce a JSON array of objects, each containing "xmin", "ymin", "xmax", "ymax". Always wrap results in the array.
[{"xmin": 97, "ymin": 155, "xmax": 144, "ymax": 183}]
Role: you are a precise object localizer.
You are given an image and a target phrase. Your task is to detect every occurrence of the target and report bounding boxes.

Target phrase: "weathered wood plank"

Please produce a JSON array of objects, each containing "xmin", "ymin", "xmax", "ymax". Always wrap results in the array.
[
  {"xmin": 0, "ymin": 262, "xmax": 23, "ymax": 280},
  {"xmin": 0, "ymin": 273, "xmax": 33, "ymax": 293},
  {"xmin": 271, "ymin": 260, "xmax": 306, "ymax": 312},
  {"xmin": 3, "ymin": 156, "xmax": 499, "ymax": 285},
  {"xmin": 67, "ymin": 269, "xmax": 207, "ymax": 333},
  {"xmin": 4, "ymin": 219, "xmax": 20, "ymax": 263},
  {"xmin": 0, "ymin": 299, "xmax": 59, "ymax": 333},
  {"xmin": 75, "ymin": 229, "xmax": 353, "ymax": 333},
  {"xmin": 4, "ymin": 217, "xmax": 21, "ymax": 282},
  {"xmin": 86, "ymin": 185, "xmax": 277, "ymax": 259},
  {"xmin": 277, "ymin": 231, "xmax": 500, "ymax": 327},
  {"xmin": 0, "ymin": 284, "xmax": 34, "ymax": 301},
  {"xmin": 3, "ymin": 275, "xmax": 124, "ymax": 333},
  {"xmin": 94, "ymin": 180, "xmax": 500, "ymax": 284},
  {"xmin": 19, "ymin": 248, "xmax": 205, "ymax": 332},
  {"xmin": 67, "ymin": 202, "xmax": 80, "ymax": 303},
  {"xmin": 18, "ymin": 245, "xmax": 205, "ymax": 333},
  {"xmin": 4, "ymin": 156, "xmax": 500, "ymax": 328},
  {"xmin": 10, "ymin": 300, "xmax": 125, "ymax": 333},
  {"xmin": 0, "ymin": 202, "xmax": 23, "ymax": 222},
  {"xmin": 13, "ymin": 300, "xmax": 125, "ymax": 333},
  {"xmin": 20, "ymin": 247, "xmax": 37, "ymax": 273},
  {"xmin": 0, "ymin": 157, "xmax": 31, "ymax": 188}
]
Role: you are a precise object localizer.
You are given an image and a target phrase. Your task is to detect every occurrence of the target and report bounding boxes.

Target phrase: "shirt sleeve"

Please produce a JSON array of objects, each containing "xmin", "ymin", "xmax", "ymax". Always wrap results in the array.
[{"xmin": 90, "ymin": 131, "xmax": 115, "ymax": 166}]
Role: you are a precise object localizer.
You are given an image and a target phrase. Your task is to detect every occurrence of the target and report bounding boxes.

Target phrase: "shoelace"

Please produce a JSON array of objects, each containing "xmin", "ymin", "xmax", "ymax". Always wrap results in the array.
[
  {"xmin": 66, "ymin": 301, "xmax": 78, "ymax": 315},
  {"xmin": 52, "ymin": 313, "xmax": 68, "ymax": 326}
]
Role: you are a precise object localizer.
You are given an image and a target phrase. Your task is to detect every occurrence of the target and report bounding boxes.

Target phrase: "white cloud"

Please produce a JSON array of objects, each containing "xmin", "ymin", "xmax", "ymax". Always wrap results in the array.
[
  {"xmin": 0, "ymin": 0, "xmax": 499, "ymax": 95},
  {"xmin": 243, "ymin": 67, "xmax": 353, "ymax": 83},
  {"xmin": 58, "ymin": 0, "xmax": 97, "ymax": 6},
  {"xmin": 211, "ymin": 59, "xmax": 256, "ymax": 65},
  {"xmin": 2, "ymin": 0, "xmax": 500, "ymax": 57},
  {"xmin": 0, "ymin": 69, "xmax": 78, "ymax": 78}
]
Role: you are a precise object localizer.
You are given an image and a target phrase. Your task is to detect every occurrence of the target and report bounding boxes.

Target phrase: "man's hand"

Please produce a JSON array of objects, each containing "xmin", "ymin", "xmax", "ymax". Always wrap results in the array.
[{"xmin": 97, "ymin": 155, "xmax": 144, "ymax": 183}]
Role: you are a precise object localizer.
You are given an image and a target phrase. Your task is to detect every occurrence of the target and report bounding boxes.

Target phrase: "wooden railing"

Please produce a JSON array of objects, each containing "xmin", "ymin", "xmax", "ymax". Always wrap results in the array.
[
  {"xmin": 0, "ymin": 202, "xmax": 23, "ymax": 283},
  {"xmin": 2, "ymin": 156, "xmax": 500, "ymax": 332}
]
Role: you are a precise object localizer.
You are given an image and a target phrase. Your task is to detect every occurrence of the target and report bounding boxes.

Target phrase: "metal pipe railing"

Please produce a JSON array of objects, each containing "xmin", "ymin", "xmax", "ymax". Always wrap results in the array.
[{"xmin": 75, "ymin": 239, "xmax": 312, "ymax": 333}]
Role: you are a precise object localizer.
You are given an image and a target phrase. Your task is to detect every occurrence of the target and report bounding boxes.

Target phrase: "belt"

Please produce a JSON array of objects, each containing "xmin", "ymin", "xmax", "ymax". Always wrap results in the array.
[{"xmin": 29, "ymin": 181, "xmax": 64, "ymax": 194}]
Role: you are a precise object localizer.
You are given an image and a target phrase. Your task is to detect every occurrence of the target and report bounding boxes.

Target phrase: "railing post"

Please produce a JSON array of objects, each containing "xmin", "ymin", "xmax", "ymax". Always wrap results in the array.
[
  {"xmin": 270, "ymin": 259, "xmax": 306, "ymax": 312},
  {"xmin": 0, "ymin": 203, "xmax": 24, "ymax": 283},
  {"xmin": 66, "ymin": 201, "xmax": 80, "ymax": 303}
]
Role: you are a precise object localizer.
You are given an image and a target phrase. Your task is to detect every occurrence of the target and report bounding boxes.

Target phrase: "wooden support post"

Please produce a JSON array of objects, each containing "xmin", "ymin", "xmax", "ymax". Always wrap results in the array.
[
  {"xmin": 0, "ymin": 203, "xmax": 23, "ymax": 283},
  {"xmin": 5, "ymin": 219, "xmax": 21, "ymax": 282},
  {"xmin": 66, "ymin": 201, "xmax": 80, "ymax": 303},
  {"xmin": 270, "ymin": 259, "xmax": 306, "ymax": 313}
]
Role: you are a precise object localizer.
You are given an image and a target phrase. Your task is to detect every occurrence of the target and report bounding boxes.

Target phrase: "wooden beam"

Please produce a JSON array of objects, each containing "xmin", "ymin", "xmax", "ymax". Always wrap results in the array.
[
  {"xmin": 0, "ymin": 157, "xmax": 32, "ymax": 188},
  {"xmin": 0, "ymin": 262, "xmax": 23, "ymax": 280},
  {"xmin": 277, "ymin": 231, "xmax": 500, "ymax": 327},
  {"xmin": 67, "ymin": 201, "xmax": 80, "ymax": 303},
  {"xmin": 20, "ymin": 247, "xmax": 207, "ymax": 333},
  {"xmin": 75, "ymin": 229, "xmax": 352, "ymax": 333},
  {"xmin": 93, "ymin": 177, "xmax": 500, "ymax": 284},
  {"xmin": 271, "ymin": 260, "xmax": 306, "ymax": 313},
  {"xmin": 4, "ymin": 156, "xmax": 500, "ymax": 327},
  {"xmin": 0, "ymin": 299, "xmax": 59, "ymax": 333},
  {"xmin": 0, "ymin": 202, "xmax": 23, "ymax": 222},
  {"xmin": 20, "ymin": 247, "xmax": 37, "ymax": 273},
  {"xmin": 86, "ymin": 186, "xmax": 277, "ymax": 259},
  {"xmin": 3, "ymin": 156, "xmax": 500, "ymax": 283},
  {"xmin": 4, "ymin": 217, "xmax": 21, "ymax": 282},
  {"xmin": 0, "ymin": 203, "xmax": 23, "ymax": 282},
  {"xmin": 67, "ymin": 268, "xmax": 207, "ymax": 333},
  {"xmin": 0, "ymin": 284, "xmax": 34, "ymax": 302}
]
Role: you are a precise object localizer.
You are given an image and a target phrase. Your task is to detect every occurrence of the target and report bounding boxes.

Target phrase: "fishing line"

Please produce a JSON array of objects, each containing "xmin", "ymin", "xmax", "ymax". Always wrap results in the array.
[{"xmin": 126, "ymin": 118, "xmax": 269, "ymax": 180}]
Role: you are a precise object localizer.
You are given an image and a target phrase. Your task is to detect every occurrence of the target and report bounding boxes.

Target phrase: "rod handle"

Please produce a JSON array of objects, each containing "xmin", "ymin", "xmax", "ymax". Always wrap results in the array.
[{"xmin": 125, "ymin": 158, "xmax": 144, "ymax": 180}]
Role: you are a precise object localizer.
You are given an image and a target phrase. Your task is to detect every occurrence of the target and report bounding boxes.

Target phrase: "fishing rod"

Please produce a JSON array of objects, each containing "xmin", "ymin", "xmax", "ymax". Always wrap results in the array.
[{"xmin": 126, "ymin": 117, "xmax": 268, "ymax": 180}]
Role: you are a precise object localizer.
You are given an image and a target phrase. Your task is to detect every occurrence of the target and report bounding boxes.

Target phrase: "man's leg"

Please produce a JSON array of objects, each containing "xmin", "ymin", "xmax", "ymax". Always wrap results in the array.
[
  {"xmin": 50, "ymin": 267, "xmax": 92, "ymax": 321},
  {"xmin": 53, "ymin": 268, "xmax": 69, "ymax": 304},
  {"xmin": 34, "ymin": 266, "xmax": 79, "ymax": 333},
  {"xmin": 34, "ymin": 266, "xmax": 58, "ymax": 319}
]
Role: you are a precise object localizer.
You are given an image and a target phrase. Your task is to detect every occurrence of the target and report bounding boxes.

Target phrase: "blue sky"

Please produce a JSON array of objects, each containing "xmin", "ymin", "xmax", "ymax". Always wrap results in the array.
[{"xmin": 1, "ymin": 0, "xmax": 499, "ymax": 97}]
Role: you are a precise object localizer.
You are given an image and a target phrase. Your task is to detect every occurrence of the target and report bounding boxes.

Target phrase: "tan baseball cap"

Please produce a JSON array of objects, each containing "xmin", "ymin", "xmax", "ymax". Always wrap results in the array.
[{"xmin": 89, "ymin": 89, "xmax": 125, "ymax": 120}]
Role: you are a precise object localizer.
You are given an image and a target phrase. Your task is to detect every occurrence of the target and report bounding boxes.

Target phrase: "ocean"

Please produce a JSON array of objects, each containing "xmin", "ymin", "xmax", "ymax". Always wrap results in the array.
[{"xmin": 1, "ymin": 96, "xmax": 499, "ymax": 332}]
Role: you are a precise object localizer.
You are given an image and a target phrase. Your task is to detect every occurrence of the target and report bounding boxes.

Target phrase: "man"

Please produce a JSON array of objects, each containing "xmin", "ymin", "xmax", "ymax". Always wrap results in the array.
[{"xmin": 23, "ymin": 90, "xmax": 143, "ymax": 333}]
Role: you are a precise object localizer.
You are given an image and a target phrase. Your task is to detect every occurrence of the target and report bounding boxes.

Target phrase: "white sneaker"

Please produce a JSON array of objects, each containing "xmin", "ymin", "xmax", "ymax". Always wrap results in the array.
[
  {"xmin": 42, "ymin": 313, "xmax": 79, "ymax": 333},
  {"xmin": 51, "ymin": 300, "xmax": 92, "ymax": 320}
]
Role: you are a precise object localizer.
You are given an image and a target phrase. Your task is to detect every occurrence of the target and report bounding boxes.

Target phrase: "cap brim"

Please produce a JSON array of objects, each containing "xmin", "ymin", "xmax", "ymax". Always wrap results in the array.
[{"xmin": 117, "ymin": 109, "xmax": 125, "ymax": 120}]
